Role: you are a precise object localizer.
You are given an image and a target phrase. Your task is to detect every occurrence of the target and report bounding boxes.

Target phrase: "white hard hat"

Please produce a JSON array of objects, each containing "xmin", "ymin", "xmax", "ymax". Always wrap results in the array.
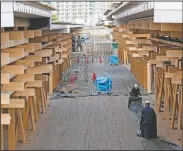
[
  {"xmin": 145, "ymin": 100, "xmax": 150, "ymax": 104},
  {"xmin": 134, "ymin": 84, "xmax": 137, "ymax": 87}
]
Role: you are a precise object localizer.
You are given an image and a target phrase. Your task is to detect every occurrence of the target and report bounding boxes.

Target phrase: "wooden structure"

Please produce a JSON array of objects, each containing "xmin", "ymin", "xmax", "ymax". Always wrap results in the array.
[
  {"xmin": 1, "ymin": 28, "xmax": 72, "ymax": 150},
  {"xmin": 112, "ymin": 20, "xmax": 183, "ymax": 132}
]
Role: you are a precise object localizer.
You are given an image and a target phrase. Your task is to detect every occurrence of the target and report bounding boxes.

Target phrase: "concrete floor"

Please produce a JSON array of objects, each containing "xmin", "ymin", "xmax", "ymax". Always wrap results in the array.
[
  {"xmin": 16, "ymin": 57, "xmax": 179, "ymax": 150},
  {"xmin": 16, "ymin": 29, "xmax": 181, "ymax": 150}
]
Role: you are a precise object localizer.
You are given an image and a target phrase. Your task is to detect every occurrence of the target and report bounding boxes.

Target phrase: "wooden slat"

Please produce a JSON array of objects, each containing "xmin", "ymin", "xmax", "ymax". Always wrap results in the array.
[
  {"xmin": 1, "ymin": 93, "xmax": 10, "ymax": 105},
  {"xmin": 1, "ymin": 32, "xmax": 9, "ymax": 43},
  {"xmin": 1, "ymin": 73, "xmax": 10, "ymax": 84},
  {"xmin": 13, "ymin": 59, "xmax": 34, "ymax": 67},
  {"xmin": 2, "ymin": 48, "xmax": 24, "ymax": 58},
  {"xmin": 35, "ymin": 75, "xmax": 48, "ymax": 82},
  {"xmin": 16, "ymin": 44, "xmax": 35, "ymax": 53},
  {"xmin": 24, "ymin": 30, "xmax": 34, "ymax": 38},
  {"xmin": 9, "ymin": 31, "xmax": 24, "ymax": 40},
  {"xmin": 25, "ymin": 80, "xmax": 43, "ymax": 87},
  {"xmin": 24, "ymin": 55, "xmax": 42, "ymax": 62},
  {"xmin": 35, "ymin": 49, "xmax": 53, "ymax": 57},
  {"xmin": 161, "ymin": 23, "xmax": 182, "ymax": 32},
  {"xmin": 1, "ymin": 99, "xmax": 24, "ymax": 108},
  {"xmin": 11, "ymin": 74, "xmax": 35, "ymax": 82},
  {"xmin": 12, "ymin": 88, "xmax": 35, "ymax": 97},
  {"xmin": 27, "ymin": 43, "xmax": 42, "ymax": 51},
  {"xmin": 25, "ymin": 64, "xmax": 53, "ymax": 74},
  {"xmin": 29, "ymin": 36, "xmax": 48, "ymax": 43},
  {"xmin": 150, "ymin": 22, "xmax": 161, "ymax": 30},
  {"xmin": 1, "ymin": 82, "xmax": 25, "ymax": 91},
  {"xmin": 166, "ymin": 50, "xmax": 183, "ymax": 58},
  {"xmin": 1, "ymin": 114, "xmax": 11, "ymax": 125},
  {"xmin": 34, "ymin": 30, "xmax": 42, "ymax": 37},
  {"xmin": 1, "ymin": 53, "xmax": 9, "ymax": 66},
  {"xmin": 1, "ymin": 65, "xmax": 25, "ymax": 74},
  {"xmin": 171, "ymin": 78, "xmax": 183, "ymax": 85}
]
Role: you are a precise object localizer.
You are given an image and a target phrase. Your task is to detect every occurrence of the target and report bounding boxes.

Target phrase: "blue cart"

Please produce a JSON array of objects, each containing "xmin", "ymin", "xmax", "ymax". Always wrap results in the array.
[
  {"xmin": 94, "ymin": 76, "xmax": 112, "ymax": 95},
  {"xmin": 109, "ymin": 55, "xmax": 119, "ymax": 65}
]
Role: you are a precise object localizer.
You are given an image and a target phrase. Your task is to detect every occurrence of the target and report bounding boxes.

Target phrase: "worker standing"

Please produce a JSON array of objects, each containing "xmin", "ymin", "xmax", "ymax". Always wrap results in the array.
[
  {"xmin": 76, "ymin": 35, "xmax": 83, "ymax": 52},
  {"xmin": 138, "ymin": 100, "xmax": 157, "ymax": 140},
  {"xmin": 128, "ymin": 84, "xmax": 141, "ymax": 108}
]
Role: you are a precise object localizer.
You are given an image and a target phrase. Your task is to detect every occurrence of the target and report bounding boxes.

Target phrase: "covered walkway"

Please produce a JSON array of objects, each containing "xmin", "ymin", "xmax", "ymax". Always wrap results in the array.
[{"xmin": 17, "ymin": 56, "xmax": 179, "ymax": 150}]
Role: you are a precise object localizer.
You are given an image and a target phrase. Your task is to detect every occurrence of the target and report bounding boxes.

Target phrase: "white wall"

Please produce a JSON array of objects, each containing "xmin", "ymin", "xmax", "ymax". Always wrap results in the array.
[
  {"xmin": 154, "ymin": 2, "xmax": 183, "ymax": 23},
  {"xmin": 1, "ymin": 2, "xmax": 14, "ymax": 27}
]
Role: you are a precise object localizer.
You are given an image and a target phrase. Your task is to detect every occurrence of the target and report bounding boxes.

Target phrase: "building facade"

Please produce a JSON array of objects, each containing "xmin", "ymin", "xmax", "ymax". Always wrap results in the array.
[{"xmin": 42, "ymin": 2, "xmax": 110, "ymax": 25}]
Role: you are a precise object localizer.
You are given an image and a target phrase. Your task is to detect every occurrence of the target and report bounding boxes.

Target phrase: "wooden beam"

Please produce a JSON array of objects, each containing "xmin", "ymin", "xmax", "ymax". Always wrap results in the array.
[
  {"xmin": 35, "ymin": 75, "xmax": 48, "ymax": 82},
  {"xmin": 12, "ymin": 88, "xmax": 35, "ymax": 97},
  {"xmin": 27, "ymin": 43, "xmax": 42, "ymax": 51},
  {"xmin": 13, "ymin": 59, "xmax": 34, "ymax": 67},
  {"xmin": 29, "ymin": 36, "xmax": 48, "ymax": 43},
  {"xmin": 2, "ymin": 48, "xmax": 24, "ymax": 58},
  {"xmin": 23, "ymin": 30, "xmax": 34, "ymax": 38},
  {"xmin": 34, "ymin": 30, "xmax": 42, "ymax": 37},
  {"xmin": 1, "ymin": 114, "xmax": 11, "ymax": 125},
  {"xmin": 1, "ymin": 53, "xmax": 9, "ymax": 66},
  {"xmin": 9, "ymin": 31, "xmax": 24, "ymax": 40},
  {"xmin": 171, "ymin": 31, "xmax": 182, "ymax": 38},
  {"xmin": 1, "ymin": 73, "xmax": 10, "ymax": 84},
  {"xmin": 1, "ymin": 65, "xmax": 25, "ymax": 74},
  {"xmin": 150, "ymin": 22, "xmax": 161, "ymax": 30},
  {"xmin": 16, "ymin": 44, "xmax": 35, "ymax": 53},
  {"xmin": 11, "ymin": 74, "xmax": 34, "ymax": 82},
  {"xmin": 25, "ymin": 64, "xmax": 53, "ymax": 74},
  {"xmin": 1, "ymin": 32, "xmax": 9, "ymax": 43},
  {"xmin": 127, "ymin": 34, "xmax": 150, "ymax": 38},
  {"xmin": 1, "ymin": 99, "xmax": 24, "ymax": 108},
  {"xmin": 166, "ymin": 50, "xmax": 183, "ymax": 58},
  {"xmin": 25, "ymin": 80, "xmax": 43, "ymax": 88},
  {"xmin": 24, "ymin": 55, "xmax": 42, "ymax": 62},
  {"xmin": 35, "ymin": 49, "xmax": 53, "ymax": 57},
  {"xmin": 150, "ymin": 38, "xmax": 183, "ymax": 47},
  {"xmin": 1, "ymin": 82, "xmax": 25, "ymax": 91},
  {"xmin": 1, "ymin": 93, "xmax": 10, "ymax": 105},
  {"xmin": 171, "ymin": 78, "xmax": 182, "ymax": 85},
  {"xmin": 1, "ymin": 38, "xmax": 29, "ymax": 50},
  {"xmin": 161, "ymin": 23, "xmax": 182, "ymax": 32}
]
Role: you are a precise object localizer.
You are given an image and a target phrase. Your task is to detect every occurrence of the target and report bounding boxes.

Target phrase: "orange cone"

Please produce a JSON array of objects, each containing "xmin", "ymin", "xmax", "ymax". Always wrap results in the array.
[{"xmin": 99, "ymin": 57, "xmax": 102, "ymax": 63}]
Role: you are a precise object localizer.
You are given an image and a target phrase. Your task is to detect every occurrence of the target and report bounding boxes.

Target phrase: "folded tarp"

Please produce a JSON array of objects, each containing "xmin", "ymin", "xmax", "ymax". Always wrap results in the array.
[
  {"xmin": 109, "ymin": 55, "xmax": 119, "ymax": 65},
  {"xmin": 95, "ymin": 76, "xmax": 112, "ymax": 92}
]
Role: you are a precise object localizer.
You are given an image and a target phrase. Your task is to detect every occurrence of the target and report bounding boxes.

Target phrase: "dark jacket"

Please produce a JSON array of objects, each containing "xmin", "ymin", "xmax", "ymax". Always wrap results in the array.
[
  {"xmin": 130, "ymin": 87, "xmax": 141, "ymax": 97},
  {"xmin": 141, "ymin": 106, "xmax": 156, "ymax": 123}
]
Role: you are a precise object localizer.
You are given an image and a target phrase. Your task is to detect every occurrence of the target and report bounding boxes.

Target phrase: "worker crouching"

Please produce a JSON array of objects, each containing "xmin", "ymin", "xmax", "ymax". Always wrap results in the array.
[
  {"xmin": 128, "ymin": 84, "xmax": 142, "ymax": 108},
  {"xmin": 138, "ymin": 100, "xmax": 157, "ymax": 140}
]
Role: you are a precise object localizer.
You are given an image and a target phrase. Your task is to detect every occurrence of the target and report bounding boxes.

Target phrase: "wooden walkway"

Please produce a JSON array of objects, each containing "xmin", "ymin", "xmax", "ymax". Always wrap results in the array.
[{"xmin": 17, "ymin": 96, "xmax": 146, "ymax": 150}]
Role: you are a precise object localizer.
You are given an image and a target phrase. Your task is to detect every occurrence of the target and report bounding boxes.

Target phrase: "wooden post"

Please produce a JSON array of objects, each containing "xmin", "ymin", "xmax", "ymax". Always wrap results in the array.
[
  {"xmin": 1, "ymin": 125, "xmax": 4, "ymax": 150},
  {"xmin": 8, "ymin": 108, "xmax": 16, "ymax": 150},
  {"xmin": 171, "ymin": 84, "xmax": 179, "ymax": 129}
]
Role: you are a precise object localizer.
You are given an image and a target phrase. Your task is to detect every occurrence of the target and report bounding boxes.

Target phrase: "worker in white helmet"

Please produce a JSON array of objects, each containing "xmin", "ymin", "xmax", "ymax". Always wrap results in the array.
[
  {"xmin": 128, "ymin": 84, "xmax": 141, "ymax": 108},
  {"xmin": 137, "ymin": 100, "xmax": 157, "ymax": 139}
]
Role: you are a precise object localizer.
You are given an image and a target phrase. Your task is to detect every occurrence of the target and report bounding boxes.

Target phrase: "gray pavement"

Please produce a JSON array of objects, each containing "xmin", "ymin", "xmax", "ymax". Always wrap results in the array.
[{"xmin": 16, "ymin": 55, "xmax": 180, "ymax": 150}]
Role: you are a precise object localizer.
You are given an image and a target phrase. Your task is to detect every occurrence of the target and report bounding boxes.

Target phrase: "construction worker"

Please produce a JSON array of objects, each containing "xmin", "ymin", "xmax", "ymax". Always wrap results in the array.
[
  {"xmin": 138, "ymin": 100, "xmax": 157, "ymax": 139},
  {"xmin": 76, "ymin": 35, "xmax": 83, "ymax": 52},
  {"xmin": 128, "ymin": 84, "xmax": 141, "ymax": 108}
]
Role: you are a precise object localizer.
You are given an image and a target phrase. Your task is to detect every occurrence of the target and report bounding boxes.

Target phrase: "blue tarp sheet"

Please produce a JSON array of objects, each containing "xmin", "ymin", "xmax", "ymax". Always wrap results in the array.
[
  {"xmin": 95, "ymin": 76, "xmax": 112, "ymax": 92},
  {"xmin": 109, "ymin": 55, "xmax": 119, "ymax": 65}
]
